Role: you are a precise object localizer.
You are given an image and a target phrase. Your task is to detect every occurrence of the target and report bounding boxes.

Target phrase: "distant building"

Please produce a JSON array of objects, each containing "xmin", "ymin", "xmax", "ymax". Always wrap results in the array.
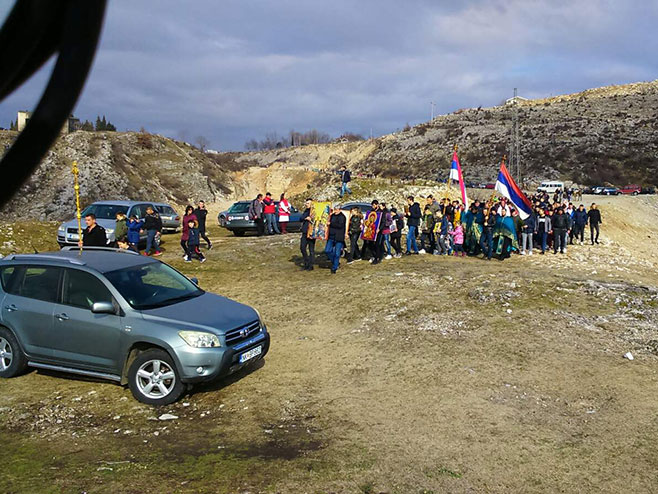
[
  {"xmin": 505, "ymin": 96, "xmax": 529, "ymax": 105},
  {"xmin": 16, "ymin": 110, "xmax": 79, "ymax": 133}
]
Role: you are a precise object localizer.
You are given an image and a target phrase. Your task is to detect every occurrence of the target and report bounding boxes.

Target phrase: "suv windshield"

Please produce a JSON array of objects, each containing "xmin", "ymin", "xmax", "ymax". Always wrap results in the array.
[
  {"xmin": 104, "ymin": 262, "xmax": 203, "ymax": 310},
  {"xmin": 81, "ymin": 204, "xmax": 129, "ymax": 219}
]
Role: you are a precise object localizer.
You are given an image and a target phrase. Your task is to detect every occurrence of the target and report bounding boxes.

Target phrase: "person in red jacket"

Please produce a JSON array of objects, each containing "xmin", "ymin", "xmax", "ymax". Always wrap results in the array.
[
  {"xmin": 262, "ymin": 192, "xmax": 280, "ymax": 235},
  {"xmin": 180, "ymin": 205, "xmax": 198, "ymax": 256}
]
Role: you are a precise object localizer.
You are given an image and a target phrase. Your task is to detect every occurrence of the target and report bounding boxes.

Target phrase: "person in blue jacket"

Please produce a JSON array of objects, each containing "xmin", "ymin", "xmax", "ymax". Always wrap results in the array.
[
  {"xmin": 571, "ymin": 204, "xmax": 588, "ymax": 245},
  {"xmin": 127, "ymin": 215, "xmax": 143, "ymax": 253}
]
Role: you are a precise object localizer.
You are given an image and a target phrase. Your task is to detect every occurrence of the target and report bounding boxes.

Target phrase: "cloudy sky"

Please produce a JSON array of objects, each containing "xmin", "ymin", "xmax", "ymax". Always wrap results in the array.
[{"xmin": 1, "ymin": 0, "xmax": 656, "ymax": 150}]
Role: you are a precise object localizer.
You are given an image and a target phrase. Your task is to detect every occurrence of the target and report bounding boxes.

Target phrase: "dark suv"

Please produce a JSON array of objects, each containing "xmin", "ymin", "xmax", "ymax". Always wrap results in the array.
[{"xmin": 0, "ymin": 248, "xmax": 270, "ymax": 405}]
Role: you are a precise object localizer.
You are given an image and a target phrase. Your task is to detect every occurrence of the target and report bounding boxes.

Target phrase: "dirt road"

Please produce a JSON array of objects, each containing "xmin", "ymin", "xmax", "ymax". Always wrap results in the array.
[{"xmin": 1, "ymin": 195, "xmax": 657, "ymax": 493}]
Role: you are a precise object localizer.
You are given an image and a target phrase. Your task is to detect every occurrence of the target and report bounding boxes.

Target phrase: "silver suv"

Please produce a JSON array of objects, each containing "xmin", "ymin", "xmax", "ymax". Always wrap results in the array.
[{"xmin": 0, "ymin": 248, "xmax": 270, "ymax": 405}]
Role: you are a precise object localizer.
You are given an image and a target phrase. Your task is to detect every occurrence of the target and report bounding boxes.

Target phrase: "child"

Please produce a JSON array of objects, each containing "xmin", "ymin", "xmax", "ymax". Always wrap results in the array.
[
  {"xmin": 127, "ymin": 215, "xmax": 143, "ymax": 253},
  {"xmin": 450, "ymin": 223, "xmax": 465, "ymax": 256},
  {"xmin": 116, "ymin": 237, "xmax": 130, "ymax": 250},
  {"xmin": 114, "ymin": 212, "xmax": 128, "ymax": 247},
  {"xmin": 419, "ymin": 204, "xmax": 434, "ymax": 254},
  {"xmin": 185, "ymin": 220, "xmax": 206, "ymax": 263}
]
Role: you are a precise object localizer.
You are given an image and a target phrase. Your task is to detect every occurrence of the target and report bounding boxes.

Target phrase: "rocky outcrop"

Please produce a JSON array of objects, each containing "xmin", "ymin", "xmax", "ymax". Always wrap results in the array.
[{"xmin": 0, "ymin": 131, "xmax": 234, "ymax": 220}]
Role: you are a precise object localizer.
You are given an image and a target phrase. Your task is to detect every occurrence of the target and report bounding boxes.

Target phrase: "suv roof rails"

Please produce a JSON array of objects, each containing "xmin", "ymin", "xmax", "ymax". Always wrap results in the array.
[
  {"xmin": 61, "ymin": 246, "xmax": 141, "ymax": 256},
  {"xmin": 3, "ymin": 254, "xmax": 86, "ymax": 265}
]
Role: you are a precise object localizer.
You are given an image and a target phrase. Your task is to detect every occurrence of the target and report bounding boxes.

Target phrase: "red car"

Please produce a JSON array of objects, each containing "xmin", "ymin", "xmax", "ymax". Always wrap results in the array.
[{"xmin": 620, "ymin": 184, "xmax": 641, "ymax": 195}]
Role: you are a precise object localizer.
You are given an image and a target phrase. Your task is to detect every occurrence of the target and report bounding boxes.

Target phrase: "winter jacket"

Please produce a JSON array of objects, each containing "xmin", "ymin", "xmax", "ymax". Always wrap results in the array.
[
  {"xmin": 421, "ymin": 212, "xmax": 435, "ymax": 233},
  {"xmin": 552, "ymin": 213, "xmax": 569, "ymax": 230},
  {"xmin": 263, "ymin": 197, "xmax": 276, "ymax": 215},
  {"xmin": 193, "ymin": 207, "xmax": 208, "ymax": 231},
  {"xmin": 391, "ymin": 214, "xmax": 404, "ymax": 238},
  {"xmin": 381, "ymin": 211, "xmax": 393, "ymax": 235},
  {"xmin": 450, "ymin": 225, "xmax": 464, "ymax": 244},
  {"xmin": 340, "ymin": 170, "xmax": 351, "ymax": 183},
  {"xmin": 115, "ymin": 219, "xmax": 128, "ymax": 241},
  {"xmin": 573, "ymin": 209, "xmax": 588, "ymax": 226},
  {"xmin": 407, "ymin": 202, "xmax": 422, "ymax": 227},
  {"xmin": 522, "ymin": 214, "xmax": 537, "ymax": 233},
  {"xmin": 588, "ymin": 209, "xmax": 602, "ymax": 225},
  {"xmin": 301, "ymin": 208, "xmax": 312, "ymax": 237},
  {"xmin": 278, "ymin": 199, "xmax": 291, "ymax": 221},
  {"xmin": 181, "ymin": 214, "xmax": 198, "ymax": 241},
  {"xmin": 328, "ymin": 212, "xmax": 346, "ymax": 241},
  {"xmin": 143, "ymin": 212, "xmax": 162, "ymax": 232},
  {"xmin": 536, "ymin": 216, "xmax": 551, "ymax": 233},
  {"xmin": 348, "ymin": 214, "xmax": 362, "ymax": 235},
  {"xmin": 188, "ymin": 227, "xmax": 200, "ymax": 246},
  {"xmin": 82, "ymin": 224, "xmax": 107, "ymax": 247},
  {"xmin": 249, "ymin": 199, "xmax": 263, "ymax": 220},
  {"xmin": 483, "ymin": 213, "xmax": 496, "ymax": 231},
  {"xmin": 127, "ymin": 220, "xmax": 143, "ymax": 244}
]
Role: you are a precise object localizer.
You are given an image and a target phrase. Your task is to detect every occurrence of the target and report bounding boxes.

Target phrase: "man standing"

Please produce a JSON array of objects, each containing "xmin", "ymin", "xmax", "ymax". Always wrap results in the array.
[
  {"xmin": 588, "ymin": 203, "xmax": 602, "ymax": 245},
  {"xmin": 300, "ymin": 199, "xmax": 315, "ymax": 270},
  {"xmin": 262, "ymin": 192, "xmax": 280, "ymax": 235},
  {"xmin": 79, "ymin": 214, "xmax": 107, "ymax": 247},
  {"xmin": 325, "ymin": 204, "xmax": 347, "ymax": 273},
  {"xmin": 572, "ymin": 204, "xmax": 588, "ymax": 245},
  {"xmin": 552, "ymin": 208, "xmax": 569, "ymax": 254},
  {"xmin": 405, "ymin": 195, "xmax": 421, "ymax": 255},
  {"xmin": 248, "ymin": 194, "xmax": 265, "ymax": 236},
  {"xmin": 194, "ymin": 200, "xmax": 212, "ymax": 249},
  {"xmin": 338, "ymin": 166, "xmax": 352, "ymax": 198},
  {"xmin": 143, "ymin": 206, "xmax": 163, "ymax": 256}
]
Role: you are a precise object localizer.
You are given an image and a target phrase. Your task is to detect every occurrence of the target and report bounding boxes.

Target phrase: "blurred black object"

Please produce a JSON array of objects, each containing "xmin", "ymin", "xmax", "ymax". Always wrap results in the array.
[{"xmin": 0, "ymin": 0, "xmax": 106, "ymax": 208}]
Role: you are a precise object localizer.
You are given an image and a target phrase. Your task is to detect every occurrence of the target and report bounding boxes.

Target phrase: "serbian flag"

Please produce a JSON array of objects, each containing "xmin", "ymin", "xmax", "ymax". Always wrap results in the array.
[
  {"xmin": 495, "ymin": 160, "xmax": 533, "ymax": 219},
  {"xmin": 449, "ymin": 149, "xmax": 468, "ymax": 207}
]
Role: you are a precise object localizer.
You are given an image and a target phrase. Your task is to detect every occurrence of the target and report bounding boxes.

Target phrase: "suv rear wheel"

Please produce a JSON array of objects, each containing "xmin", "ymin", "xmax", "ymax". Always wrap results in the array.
[
  {"xmin": 0, "ymin": 328, "xmax": 28, "ymax": 378},
  {"xmin": 128, "ymin": 349, "xmax": 185, "ymax": 405}
]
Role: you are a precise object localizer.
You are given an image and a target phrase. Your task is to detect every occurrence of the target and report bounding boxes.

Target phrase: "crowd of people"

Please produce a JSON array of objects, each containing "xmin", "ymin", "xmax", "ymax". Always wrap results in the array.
[{"xmin": 297, "ymin": 191, "xmax": 605, "ymax": 274}]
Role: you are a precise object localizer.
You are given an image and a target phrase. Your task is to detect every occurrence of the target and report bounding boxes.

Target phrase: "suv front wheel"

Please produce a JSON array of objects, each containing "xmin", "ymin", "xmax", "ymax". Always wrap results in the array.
[
  {"xmin": 0, "ymin": 328, "xmax": 28, "ymax": 378},
  {"xmin": 128, "ymin": 349, "xmax": 185, "ymax": 405}
]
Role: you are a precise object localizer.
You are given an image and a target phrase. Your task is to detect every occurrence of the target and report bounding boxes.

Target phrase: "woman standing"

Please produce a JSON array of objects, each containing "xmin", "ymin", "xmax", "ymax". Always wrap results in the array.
[
  {"xmin": 180, "ymin": 205, "xmax": 198, "ymax": 256},
  {"xmin": 278, "ymin": 193, "xmax": 291, "ymax": 234}
]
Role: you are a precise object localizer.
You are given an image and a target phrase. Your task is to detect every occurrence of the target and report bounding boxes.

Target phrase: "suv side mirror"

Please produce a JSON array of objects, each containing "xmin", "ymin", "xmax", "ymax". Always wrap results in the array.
[
  {"xmin": 91, "ymin": 302, "xmax": 116, "ymax": 315},
  {"xmin": 190, "ymin": 277, "xmax": 199, "ymax": 286}
]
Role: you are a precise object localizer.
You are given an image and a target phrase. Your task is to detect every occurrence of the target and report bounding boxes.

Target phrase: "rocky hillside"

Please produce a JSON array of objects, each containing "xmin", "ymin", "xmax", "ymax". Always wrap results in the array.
[
  {"xmin": 0, "ymin": 131, "xmax": 235, "ymax": 220},
  {"xmin": 220, "ymin": 80, "xmax": 658, "ymax": 187}
]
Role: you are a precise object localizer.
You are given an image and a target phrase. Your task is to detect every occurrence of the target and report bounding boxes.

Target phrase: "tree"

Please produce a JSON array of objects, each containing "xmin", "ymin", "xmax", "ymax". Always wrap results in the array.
[
  {"xmin": 9, "ymin": 120, "xmax": 17, "ymax": 131},
  {"xmin": 245, "ymin": 139, "xmax": 259, "ymax": 151},
  {"xmin": 195, "ymin": 135, "xmax": 209, "ymax": 152},
  {"xmin": 95, "ymin": 116, "xmax": 102, "ymax": 131},
  {"xmin": 81, "ymin": 120, "xmax": 94, "ymax": 131}
]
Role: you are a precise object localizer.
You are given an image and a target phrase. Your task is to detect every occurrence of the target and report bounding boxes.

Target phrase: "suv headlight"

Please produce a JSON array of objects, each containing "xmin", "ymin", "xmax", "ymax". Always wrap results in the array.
[
  {"xmin": 58, "ymin": 225, "xmax": 65, "ymax": 233},
  {"xmin": 179, "ymin": 330, "xmax": 221, "ymax": 348},
  {"xmin": 106, "ymin": 228, "xmax": 115, "ymax": 235},
  {"xmin": 255, "ymin": 309, "xmax": 266, "ymax": 329}
]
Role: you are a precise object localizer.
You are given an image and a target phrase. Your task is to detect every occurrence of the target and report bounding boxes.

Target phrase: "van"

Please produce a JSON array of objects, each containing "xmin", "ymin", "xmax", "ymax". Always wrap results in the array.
[{"xmin": 537, "ymin": 181, "xmax": 564, "ymax": 194}]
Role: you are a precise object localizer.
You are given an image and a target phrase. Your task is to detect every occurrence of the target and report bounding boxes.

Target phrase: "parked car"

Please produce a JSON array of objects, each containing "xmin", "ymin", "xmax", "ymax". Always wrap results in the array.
[
  {"xmin": 57, "ymin": 200, "xmax": 157, "ymax": 247},
  {"xmin": 224, "ymin": 201, "xmax": 302, "ymax": 236},
  {"xmin": 340, "ymin": 201, "xmax": 374, "ymax": 214},
  {"xmin": 0, "ymin": 248, "xmax": 270, "ymax": 405},
  {"xmin": 218, "ymin": 208, "xmax": 230, "ymax": 227},
  {"xmin": 484, "ymin": 183, "xmax": 495, "ymax": 190},
  {"xmin": 594, "ymin": 187, "xmax": 622, "ymax": 195},
  {"xmin": 620, "ymin": 184, "xmax": 641, "ymax": 196},
  {"xmin": 153, "ymin": 203, "xmax": 181, "ymax": 233},
  {"xmin": 641, "ymin": 186, "xmax": 656, "ymax": 195}
]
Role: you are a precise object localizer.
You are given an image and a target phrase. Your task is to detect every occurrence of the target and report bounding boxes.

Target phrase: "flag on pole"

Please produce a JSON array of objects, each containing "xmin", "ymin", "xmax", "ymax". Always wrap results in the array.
[
  {"xmin": 494, "ymin": 158, "xmax": 533, "ymax": 219},
  {"xmin": 449, "ymin": 148, "xmax": 469, "ymax": 207}
]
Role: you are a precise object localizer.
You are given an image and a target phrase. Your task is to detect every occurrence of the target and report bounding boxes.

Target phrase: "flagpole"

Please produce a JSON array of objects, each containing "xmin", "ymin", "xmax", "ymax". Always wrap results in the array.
[{"xmin": 72, "ymin": 161, "xmax": 83, "ymax": 255}]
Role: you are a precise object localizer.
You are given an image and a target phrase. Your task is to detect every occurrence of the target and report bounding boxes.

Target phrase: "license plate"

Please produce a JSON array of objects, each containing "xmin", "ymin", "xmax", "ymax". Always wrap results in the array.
[
  {"xmin": 239, "ymin": 346, "xmax": 262, "ymax": 363},
  {"xmin": 67, "ymin": 234, "xmax": 80, "ymax": 241}
]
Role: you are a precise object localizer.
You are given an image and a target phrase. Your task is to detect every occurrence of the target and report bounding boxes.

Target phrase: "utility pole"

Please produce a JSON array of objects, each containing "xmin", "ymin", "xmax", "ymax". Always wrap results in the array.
[{"xmin": 430, "ymin": 101, "xmax": 436, "ymax": 121}]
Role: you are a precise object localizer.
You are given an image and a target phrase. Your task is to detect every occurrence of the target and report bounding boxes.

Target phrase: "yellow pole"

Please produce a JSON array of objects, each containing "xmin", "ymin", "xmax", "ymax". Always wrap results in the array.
[{"xmin": 72, "ymin": 161, "xmax": 83, "ymax": 254}]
